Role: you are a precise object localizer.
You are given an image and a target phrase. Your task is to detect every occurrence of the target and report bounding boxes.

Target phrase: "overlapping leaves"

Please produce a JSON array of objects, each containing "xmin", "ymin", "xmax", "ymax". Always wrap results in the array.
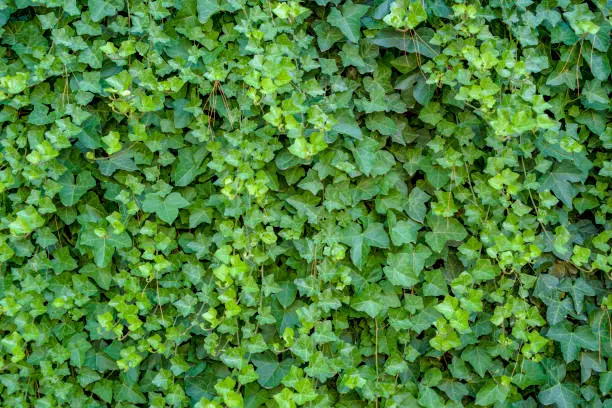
[{"xmin": 0, "ymin": 0, "xmax": 611, "ymax": 407}]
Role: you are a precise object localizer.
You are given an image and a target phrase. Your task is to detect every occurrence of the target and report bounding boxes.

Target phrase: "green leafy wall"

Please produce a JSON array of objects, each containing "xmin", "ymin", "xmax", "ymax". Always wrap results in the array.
[{"xmin": 0, "ymin": 0, "xmax": 611, "ymax": 407}]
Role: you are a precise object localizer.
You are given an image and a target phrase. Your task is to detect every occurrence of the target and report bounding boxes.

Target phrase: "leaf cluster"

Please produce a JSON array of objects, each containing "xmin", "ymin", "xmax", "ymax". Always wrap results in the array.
[{"xmin": 0, "ymin": 0, "xmax": 611, "ymax": 407}]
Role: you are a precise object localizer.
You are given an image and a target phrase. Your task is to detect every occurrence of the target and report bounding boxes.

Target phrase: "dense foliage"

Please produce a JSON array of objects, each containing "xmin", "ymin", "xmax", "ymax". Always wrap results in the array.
[{"xmin": 1, "ymin": 0, "xmax": 611, "ymax": 406}]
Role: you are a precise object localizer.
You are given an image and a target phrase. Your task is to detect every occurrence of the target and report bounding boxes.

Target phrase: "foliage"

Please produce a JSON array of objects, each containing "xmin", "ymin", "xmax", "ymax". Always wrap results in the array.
[{"xmin": 0, "ymin": 0, "xmax": 611, "ymax": 407}]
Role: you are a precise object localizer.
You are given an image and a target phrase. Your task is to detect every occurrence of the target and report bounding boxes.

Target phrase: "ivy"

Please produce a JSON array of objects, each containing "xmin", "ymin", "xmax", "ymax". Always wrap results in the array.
[{"xmin": 0, "ymin": 0, "xmax": 611, "ymax": 407}]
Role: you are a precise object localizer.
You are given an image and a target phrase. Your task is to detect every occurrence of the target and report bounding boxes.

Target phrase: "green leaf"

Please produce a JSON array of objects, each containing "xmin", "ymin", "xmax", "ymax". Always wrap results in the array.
[
  {"xmin": 9, "ymin": 206, "xmax": 45, "ymax": 235},
  {"xmin": 142, "ymin": 192, "xmax": 190, "ymax": 224},
  {"xmin": 461, "ymin": 346, "xmax": 493, "ymax": 377},
  {"xmin": 512, "ymin": 359, "xmax": 548, "ymax": 389},
  {"xmin": 252, "ymin": 352, "xmax": 294, "ymax": 389},
  {"xmin": 88, "ymin": 0, "xmax": 124, "ymax": 22},
  {"xmin": 80, "ymin": 226, "xmax": 132, "ymax": 267},
  {"xmin": 537, "ymin": 161, "xmax": 585, "ymax": 208},
  {"xmin": 327, "ymin": 1, "xmax": 369, "ymax": 43},
  {"xmin": 406, "ymin": 187, "xmax": 430, "ymax": 223},
  {"xmin": 351, "ymin": 284, "xmax": 386, "ymax": 317},
  {"xmin": 373, "ymin": 28, "xmax": 439, "ymax": 58},
  {"xmin": 425, "ymin": 215, "xmax": 467, "ymax": 252},
  {"xmin": 586, "ymin": 51, "xmax": 611, "ymax": 81},
  {"xmin": 363, "ymin": 222, "xmax": 390, "ymax": 248},
  {"xmin": 384, "ymin": 244, "xmax": 431, "ymax": 288},
  {"xmin": 437, "ymin": 380, "xmax": 469, "ymax": 402},
  {"xmin": 423, "ymin": 269, "xmax": 448, "ymax": 296},
  {"xmin": 558, "ymin": 278, "xmax": 596, "ymax": 315},
  {"xmin": 114, "ymin": 382, "xmax": 146, "ymax": 404},
  {"xmin": 172, "ymin": 147, "xmax": 208, "ymax": 187},
  {"xmin": 59, "ymin": 171, "xmax": 96, "ymax": 206},
  {"xmin": 475, "ymin": 381, "xmax": 510, "ymax": 406},
  {"xmin": 419, "ymin": 102, "xmax": 444, "ymax": 126},
  {"xmin": 352, "ymin": 138, "xmax": 395, "ymax": 177},
  {"xmin": 538, "ymin": 382, "xmax": 581, "ymax": 408},
  {"xmin": 417, "ymin": 385, "xmax": 444, "ymax": 408},
  {"xmin": 92, "ymin": 380, "xmax": 113, "ymax": 403},
  {"xmin": 547, "ymin": 322, "xmax": 598, "ymax": 363},
  {"xmin": 389, "ymin": 218, "xmax": 420, "ymax": 246},
  {"xmin": 333, "ymin": 109, "xmax": 363, "ymax": 139},
  {"xmin": 546, "ymin": 298, "xmax": 574, "ymax": 326},
  {"xmin": 197, "ymin": 0, "xmax": 221, "ymax": 23}
]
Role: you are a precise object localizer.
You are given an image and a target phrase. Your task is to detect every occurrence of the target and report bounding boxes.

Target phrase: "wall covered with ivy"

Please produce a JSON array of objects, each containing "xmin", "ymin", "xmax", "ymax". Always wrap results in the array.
[{"xmin": 0, "ymin": 0, "xmax": 611, "ymax": 407}]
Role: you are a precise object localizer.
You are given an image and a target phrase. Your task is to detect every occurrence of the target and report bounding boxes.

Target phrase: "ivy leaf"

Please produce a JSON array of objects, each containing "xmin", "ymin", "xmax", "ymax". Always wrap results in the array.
[
  {"xmin": 373, "ymin": 28, "xmax": 439, "ymax": 58},
  {"xmin": 252, "ymin": 352, "xmax": 294, "ymax": 389},
  {"xmin": 363, "ymin": 222, "xmax": 390, "ymax": 248},
  {"xmin": 9, "ymin": 206, "xmax": 45, "ymax": 235},
  {"xmin": 384, "ymin": 244, "xmax": 431, "ymax": 288},
  {"xmin": 546, "ymin": 322, "xmax": 598, "ymax": 363},
  {"xmin": 333, "ymin": 109, "xmax": 363, "ymax": 139},
  {"xmin": 580, "ymin": 352, "xmax": 605, "ymax": 383},
  {"xmin": 114, "ymin": 382, "xmax": 146, "ymax": 404},
  {"xmin": 425, "ymin": 215, "xmax": 467, "ymax": 252},
  {"xmin": 352, "ymin": 138, "xmax": 395, "ymax": 177},
  {"xmin": 437, "ymin": 380, "xmax": 469, "ymax": 402},
  {"xmin": 475, "ymin": 381, "xmax": 510, "ymax": 406},
  {"xmin": 417, "ymin": 385, "xmax": 444, "ymax": 407},
  {"xmin": 546, "ymin": 297, "xmax": 574, "ymax": 326},
  {"xmin": 406, "ymin": 187, "xmax": 430, "ymax": 222},
  {"xmin": 389, "ymin": 218, "xmax": 420, "ymax": 246},
  {"xmin": 327, "ymin": 1, "xmax": 369, "ymax": 43},
  {"xmin": 538, "ymin": 161, "xmax": 586, "ymax": 208},
  {"xmin": 88, "ymin": 0, "xmax": 124, "ymax": 22},
  {"xmin": 351, "ymin": 284, "xmax": 386, "ymax": 317},
  {"xmin": 68, "ymin": 334, "xmax": 92, "ymax": 368},
  {"xmin": 92, "ymin": 380, "xmax": 113, "ymax": 403},
  {"xmin": 512, "ymin": 359, "xmax": 548, "ymax": 389},
  {"xmin": 142, "ymin": 192, "xmax": 190, "ymax": 224},
  {"xmin": 423, "ymin": 269, "xmax": 448, "ymax": 296},
  {"xmin": 197, "ymin": 0, "xmax": 221, "ymax": 23},
  {"xmin": 313, "ymin": 21, "xmax": 345, "ymax": 52},
  {"xmin": 537, "ymin": 360, "xmax": 583, "ymax": 408},
  {"xmin": 172, "ymin": 147, "xmax": 208, "ymax": 187},
  {"xmin": 59, "ymin": 171, "xmax": 96, "ymax": 206},
  {"xmin": 419, "ymin": 102, "xmax": 444, "ymax": 125},
  {"xmin": 538, "ymin": 382, "xmax": 581, "ymax": 408},
  {"xmin": 304, "ymin": 351, "xmax": 337, "ymax": 382},
  {"xmin": 586, "ymin": 51, "xmax": 611, "ymax": 81},
  {"xmin": 80, "ymin": 225, "xmax": 132, "ymax": 267},
  {"xmin": 599, "ymin": 372, "xmax": 612, "ymax": 395},
  {"xmin": 558, "ymin": 278, "xmax": 596, "ymax": 315},
  {"xmin": 97, "ymin": 152, "xmax": 138, "ymax": 176},
  {"xmin": 461, "ymin": 346, "xmax": 492, "ymax": 377}
]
